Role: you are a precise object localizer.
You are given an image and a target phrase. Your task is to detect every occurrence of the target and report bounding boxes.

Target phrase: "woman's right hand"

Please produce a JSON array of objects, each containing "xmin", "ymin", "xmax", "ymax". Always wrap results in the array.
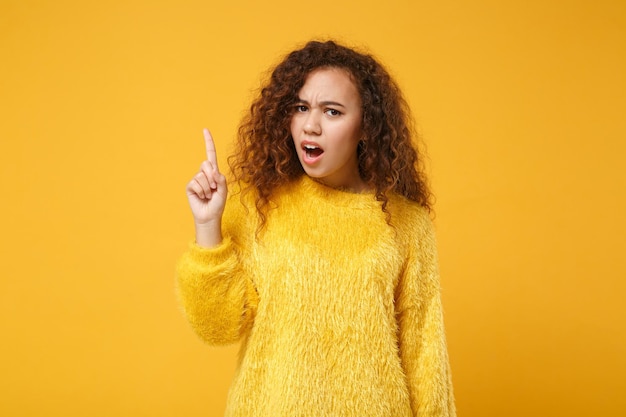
[{"xmin": 186, "ymin": 128, "xmax": 228, "ymax": 247}]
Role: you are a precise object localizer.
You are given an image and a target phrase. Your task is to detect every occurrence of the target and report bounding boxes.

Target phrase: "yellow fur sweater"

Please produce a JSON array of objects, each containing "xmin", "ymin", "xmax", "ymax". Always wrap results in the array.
[{"xmin": 176, "ymin": 176, "xmax": 455, "ymax": 417}]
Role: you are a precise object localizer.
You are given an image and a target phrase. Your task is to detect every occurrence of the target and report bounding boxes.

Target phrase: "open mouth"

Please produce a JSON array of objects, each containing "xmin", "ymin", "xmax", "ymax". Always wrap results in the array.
[{"xmin": 303, "ymin": 144, "xmax": 324, "ymax": 158}]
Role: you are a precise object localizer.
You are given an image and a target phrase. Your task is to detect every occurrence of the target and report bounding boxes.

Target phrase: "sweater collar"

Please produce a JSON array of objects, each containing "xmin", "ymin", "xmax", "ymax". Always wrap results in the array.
[{"xmin": 292, "ymin": 175, "xmax": 379, "ymax": 207}]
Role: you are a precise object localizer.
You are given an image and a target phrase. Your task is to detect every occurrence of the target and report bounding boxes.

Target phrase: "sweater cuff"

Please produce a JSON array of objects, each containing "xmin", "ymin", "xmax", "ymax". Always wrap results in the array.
[{"xmin": 187, "ymin": 236, "xmax": 235, "ymax": 265}]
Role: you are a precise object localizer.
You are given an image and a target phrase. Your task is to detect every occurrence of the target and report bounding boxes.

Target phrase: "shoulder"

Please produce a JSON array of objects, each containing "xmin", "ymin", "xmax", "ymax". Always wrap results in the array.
[
  {"xmin": 221, "ymin": 179, "xmax": 258, "ymax": 238},
  {"xmin": 385, "ymin": 192, "xmax": 438, "ymax": 260},
  {"xmin": 388, "ymin": 193, "xmax": 434, "ymax": 232},
  {"xmin": 225, "ymin": 178, "xmax": 258, "ymax": 209}
]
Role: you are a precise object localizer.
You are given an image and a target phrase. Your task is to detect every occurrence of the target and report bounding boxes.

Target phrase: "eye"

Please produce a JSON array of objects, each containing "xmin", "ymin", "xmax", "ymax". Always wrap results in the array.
[
  {"xmin": 325, "ymin": 108, "xmax": 342, "ymax": 117},
  {"xmin": 295, "ymin": 105, "xmax": 308, "ymax": 113}
]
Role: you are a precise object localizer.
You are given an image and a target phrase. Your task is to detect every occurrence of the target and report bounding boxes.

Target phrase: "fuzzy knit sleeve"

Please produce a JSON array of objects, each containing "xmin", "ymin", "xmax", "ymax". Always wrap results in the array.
[
  {"xmin": 175, "ymin": 191, "xmax": 258, "ymax": 346},
  {"xmin": 395, "ymin": 212, "xmax": 456, "ymax": 417}
]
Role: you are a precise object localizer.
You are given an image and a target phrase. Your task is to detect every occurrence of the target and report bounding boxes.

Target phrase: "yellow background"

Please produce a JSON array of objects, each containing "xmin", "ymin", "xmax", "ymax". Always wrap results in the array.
[{"xmin": 1, "ymin": 0, "xmax": 624, "ymax": 416}]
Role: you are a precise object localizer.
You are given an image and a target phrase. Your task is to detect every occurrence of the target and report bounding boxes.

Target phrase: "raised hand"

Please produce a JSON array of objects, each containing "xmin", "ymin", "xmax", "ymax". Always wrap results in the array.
[{"xmin": 186, "ymin": 128, "xmax": 228, "ymax": 247}]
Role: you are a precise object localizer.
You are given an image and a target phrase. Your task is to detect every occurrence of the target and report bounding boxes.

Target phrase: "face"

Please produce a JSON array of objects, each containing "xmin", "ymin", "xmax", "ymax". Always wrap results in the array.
[{"xmin": 290, "ymin": 67, "xmax": 366, "ymax": 191}]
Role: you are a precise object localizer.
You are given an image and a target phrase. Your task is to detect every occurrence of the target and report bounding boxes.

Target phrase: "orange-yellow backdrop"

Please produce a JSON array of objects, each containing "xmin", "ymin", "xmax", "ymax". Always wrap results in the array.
[{"xmin": 1, "ymin": 0, "xmax": 624, "ymax": 416}]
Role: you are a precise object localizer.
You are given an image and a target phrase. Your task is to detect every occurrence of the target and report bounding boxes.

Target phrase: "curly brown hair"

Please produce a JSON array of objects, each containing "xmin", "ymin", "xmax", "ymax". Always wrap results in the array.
[{"xmin": 229, "ymin": 40, "xmax": 432, "ymax": 226}]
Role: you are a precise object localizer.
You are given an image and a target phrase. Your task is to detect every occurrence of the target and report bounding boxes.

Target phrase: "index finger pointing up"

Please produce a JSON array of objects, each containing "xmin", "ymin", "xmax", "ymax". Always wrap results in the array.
[{"xmin": 203, "ymin": 128, "xmax": 219, "ymax": 171}]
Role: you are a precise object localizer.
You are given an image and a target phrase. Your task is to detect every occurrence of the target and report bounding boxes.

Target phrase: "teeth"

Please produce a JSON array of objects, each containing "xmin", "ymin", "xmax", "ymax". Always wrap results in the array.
[{"xmin": 304, "ymin": 144, "xmax": 318, "ymax": 150}]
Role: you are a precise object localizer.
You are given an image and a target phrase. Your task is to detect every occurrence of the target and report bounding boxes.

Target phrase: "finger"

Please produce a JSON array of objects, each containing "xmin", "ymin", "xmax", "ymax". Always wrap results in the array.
[
  {"xmin": 215, "ymin": 171, "xmax": 227, "ymax": 188},
  {"xmin": 203, "ymin": 128, "xmax": 219, "ymax": 171},
  {"xmin": 194, "ymin": 171, "xmax": 211, "ymax": 197},
  {"xmin": 200, "ymin": 161, "xmax": 218, "ymax": 189},
  {"xmin": 187, "ymin": 178, "xmax": 208, "ymax": 200}
]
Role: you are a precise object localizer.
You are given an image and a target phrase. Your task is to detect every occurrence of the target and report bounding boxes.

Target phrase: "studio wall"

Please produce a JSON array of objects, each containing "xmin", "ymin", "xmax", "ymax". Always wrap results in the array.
[{"xmin": 1, "ymin": 1, "xmax": 624, "ymax": 416}]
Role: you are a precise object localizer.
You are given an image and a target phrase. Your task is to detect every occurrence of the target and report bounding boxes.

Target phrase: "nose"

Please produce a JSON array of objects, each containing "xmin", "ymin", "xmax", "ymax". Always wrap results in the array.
[{"xmin": 303, "ymin": 110, "xmax": 321, "ymax": 135}]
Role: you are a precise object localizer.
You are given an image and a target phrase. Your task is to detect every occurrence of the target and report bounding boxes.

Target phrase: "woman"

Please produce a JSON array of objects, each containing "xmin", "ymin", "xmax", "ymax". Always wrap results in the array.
[{"xmin": 177, "ymin": 40, "xmax": 456, "ymax": 417}]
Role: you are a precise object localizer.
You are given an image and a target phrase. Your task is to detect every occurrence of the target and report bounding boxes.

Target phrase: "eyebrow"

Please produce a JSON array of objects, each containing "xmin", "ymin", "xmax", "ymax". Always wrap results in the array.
[{"xmin": 296, "ymin": 98, "xmax": 346, "ymax": 108}]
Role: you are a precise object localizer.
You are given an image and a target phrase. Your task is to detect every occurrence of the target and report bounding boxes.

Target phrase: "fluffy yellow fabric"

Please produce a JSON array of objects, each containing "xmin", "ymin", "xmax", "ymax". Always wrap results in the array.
[{"xmin": 176, "ymin": 176, "xmax": 455, "ymax": 416}]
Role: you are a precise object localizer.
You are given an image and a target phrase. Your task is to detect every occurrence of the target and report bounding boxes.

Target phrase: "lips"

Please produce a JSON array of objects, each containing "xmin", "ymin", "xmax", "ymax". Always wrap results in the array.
[
  {"xmin": 301, "ymin": 141, "xmax": 324, "ymax": 164},
  {"xmin": 304, "ymin": 144, "xmax": 323, "ymax": 157}
]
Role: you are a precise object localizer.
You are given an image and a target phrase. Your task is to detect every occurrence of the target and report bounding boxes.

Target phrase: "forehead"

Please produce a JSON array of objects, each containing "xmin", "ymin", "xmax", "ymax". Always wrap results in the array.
[{"xmin": 299, "ymin": 67, "xmax": 360, "ymax": 102}]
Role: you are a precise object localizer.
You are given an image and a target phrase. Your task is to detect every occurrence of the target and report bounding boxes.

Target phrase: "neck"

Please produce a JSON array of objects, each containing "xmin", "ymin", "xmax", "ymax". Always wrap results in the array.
[{"xmin": 308, "ymin": 176, "xmax": 371, "ymax": 193}]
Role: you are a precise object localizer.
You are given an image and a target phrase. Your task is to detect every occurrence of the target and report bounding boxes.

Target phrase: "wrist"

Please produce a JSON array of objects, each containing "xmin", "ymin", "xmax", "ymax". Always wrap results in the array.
[{"xmin": 194, "ymin": 219, "xmax": 223, "ymax": 248}]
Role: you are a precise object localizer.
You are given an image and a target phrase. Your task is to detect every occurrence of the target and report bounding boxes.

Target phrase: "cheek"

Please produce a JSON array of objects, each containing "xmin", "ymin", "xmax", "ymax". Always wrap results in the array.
[
  {"xmin": 289, "ymin": 116, "xmax": 299, "ymax": 135},
  {"xmin": 337, "ymin": 130, "xmax": 361, "ymax": 156},
  {"xmin": 345, "ymin": 122, "xmax": 363, "ymax": 147}
]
